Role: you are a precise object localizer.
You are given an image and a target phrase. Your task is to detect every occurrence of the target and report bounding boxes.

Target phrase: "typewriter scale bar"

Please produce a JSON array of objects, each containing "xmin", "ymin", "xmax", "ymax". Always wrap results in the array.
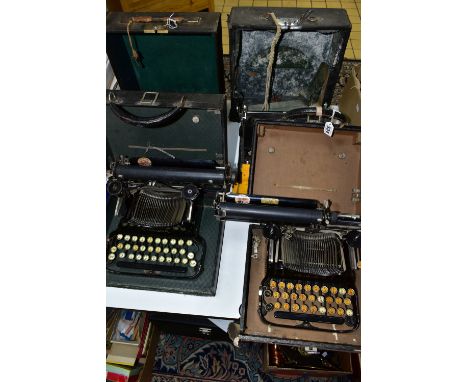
[
  {"xmin": 261, "ymin": 278, "xmax": 358, "ymax": 330},
  {"xmin": 106, "ymin": 231, "xmax": 203, "ymax": 278}
]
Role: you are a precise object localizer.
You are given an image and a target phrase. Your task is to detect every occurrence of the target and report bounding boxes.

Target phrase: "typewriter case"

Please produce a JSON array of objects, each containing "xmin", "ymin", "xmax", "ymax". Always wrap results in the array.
[{"xmin": 106, "ymin": 90, "xmax": 227, "ymax": 296}]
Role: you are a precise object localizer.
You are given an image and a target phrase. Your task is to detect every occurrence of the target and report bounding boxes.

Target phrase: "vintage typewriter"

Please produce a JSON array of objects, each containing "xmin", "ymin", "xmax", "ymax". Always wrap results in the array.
[{"xmin": 106, "ymin": 90, "xmax": 228, "ymax": 296}]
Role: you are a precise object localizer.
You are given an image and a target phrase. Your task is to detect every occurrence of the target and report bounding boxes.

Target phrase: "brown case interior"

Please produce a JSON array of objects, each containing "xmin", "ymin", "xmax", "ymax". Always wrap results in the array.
[
  {"xmin": 243, "ymin": 227, "xmax": 361, "ymax": 348},
  {"xmin": 251, "ymin": 124, "xmax": 361, "ymax": 215}
]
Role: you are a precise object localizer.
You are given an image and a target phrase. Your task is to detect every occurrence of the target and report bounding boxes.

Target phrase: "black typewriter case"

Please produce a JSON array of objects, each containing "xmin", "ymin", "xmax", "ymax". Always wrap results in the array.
[{"xmin": 106, "ymin": 90, "xmax": 228, "ymax": 296}]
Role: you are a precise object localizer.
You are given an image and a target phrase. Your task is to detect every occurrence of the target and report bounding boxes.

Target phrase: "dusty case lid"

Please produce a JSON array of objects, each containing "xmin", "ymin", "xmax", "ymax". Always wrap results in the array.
[{"xmin": 229, "ymin": 7, "xmax": 351, "ymax": 120}]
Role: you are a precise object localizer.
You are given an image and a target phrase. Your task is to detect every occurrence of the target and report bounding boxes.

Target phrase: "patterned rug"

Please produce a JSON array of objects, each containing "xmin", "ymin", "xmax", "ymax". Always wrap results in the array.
[{"xmin": 152, "ymin": 333, "xmax": 352, "ymax": 382}]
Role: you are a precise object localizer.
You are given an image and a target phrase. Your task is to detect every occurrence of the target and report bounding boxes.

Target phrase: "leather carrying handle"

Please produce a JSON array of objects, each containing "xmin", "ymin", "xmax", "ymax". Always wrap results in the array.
[{"xmin": 109, "ymin": 97, "xmax": 186, "ymax": 128}]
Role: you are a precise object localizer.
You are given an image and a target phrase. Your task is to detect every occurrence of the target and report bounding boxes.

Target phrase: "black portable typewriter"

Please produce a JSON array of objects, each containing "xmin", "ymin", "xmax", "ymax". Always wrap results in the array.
[{"xmin": 106, "ymin": 90, "xmax": 229, "ymax": 296}]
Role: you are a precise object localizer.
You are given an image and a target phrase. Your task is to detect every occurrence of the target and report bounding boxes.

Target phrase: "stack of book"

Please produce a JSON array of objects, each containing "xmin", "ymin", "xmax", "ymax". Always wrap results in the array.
[{"xmin": 106, "ymin": 310, "xmax": 156, "ymax": 382}]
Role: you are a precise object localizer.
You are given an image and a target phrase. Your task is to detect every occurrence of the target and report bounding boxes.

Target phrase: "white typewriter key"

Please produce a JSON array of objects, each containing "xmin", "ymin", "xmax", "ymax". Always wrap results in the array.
[
  {"xmin": 317, "ymin": 296, "xmax": 325, "ymax": 304},
  {"xmin": 339, "ymin": 288, "xmax": 347, "ymax": 295},
  {"xmin": 346, "ymin": 309, "xmax": 354, "ymax": 316},
  {"xmin": 155, "ymin": 238, "xmax": 161, "ymax": 244},
  {"xmin": 110, "ymin": 246, "xmax": 117, "ymax": 253},
  {"xmin": 187, "ymin": 252, "xmax": 195, "ymax": 260},
  {"xmin": 128, "ymin": 254, "xmax": 135, "ymax": 260},
  {"xmin": 186, "ymin": 240, "xmax": 193, "ymax": 246},
  {"xmin": 171, "ymin": 248, "xmax": 178, "ymax": 255},
  {"xmin": 147, "ymin": 246, "xmax": 154, "ymax": 253},
  {"xmin": 125, "ymin": 244, "xmax": 131, "ymax": 250},
  {"xmin": 135, "ymin": 254, "xmax": 142, "ymax": 261},
  {"xmin": 179, "ymin": 248, "xmax": 186, "ymax": 255},
  {"xmin": 163, "ymin": 247, "xmax": 170, "ymax": 254},
  {"xmin": 139, "ymin": 237, "xmax": 145, "ymax": 243},
  {"xmin": 140, "ymin": 245, "xmax": 146, "ymax": 252},
  {"xmin": 108, "ymin": 253, "xmax": 115, "ymax": 261},
  {"xmin": 151, "ymin": 255, "xmax": 157, "ymax": 262},
  {"xmin": 178, "ymin": 239, "xmax": 184, "ymax": 246},
  {"xmin": 132, "ymin": 236, "xmax": 138, "ymax": 242},
  {"xmin": 162, "ymin": 238, "xmax": 168, "ymax": 245},
  {"xmin": 166, "ymin": 257, "xmax": 172, "ymax": 263},
  {"xmin": 181, "ymin": 258, "xmax": 188, "ymax": 265},
  {"xmin": 318, "ymin": 307, "xmax": 326, "ymax": 314},
  {"xmin": 118, "ymin": 252, "xmax": 125, "ymax": 259},
  {"xmin": 132, "ymin": 245, "xmax": 139, "ymax": 252},
  {"xmin": 124, "ymin": 235, "xmax": 131, "ymax": 241},
  {"xmin": 158, "ymin": 256, "xmax": 165, "ymax": 262},
  {"xmin": 143, "ymin": 255, "xmax": 149, "ymax": 261},
  {"xmin": 170, "ymin": 239, "xmax": 176, "ymax": 245},
  {"xmin": 116, "ymin": 234, "xmax": 123, "ymax": 240},
  {"xmin": 147, "ymin": 237, "xmax": 153, "ymax": 244},
  {"xmin": 174, "ymin": 257, "xmax": 180, "ymax": 264},
  {"xmin": 155, "ymin": 247, "xmax": 162, "ymax": 253},
  {"xmin": 189, "ymin": 260, "xmax": 197, "ymax": 267}
]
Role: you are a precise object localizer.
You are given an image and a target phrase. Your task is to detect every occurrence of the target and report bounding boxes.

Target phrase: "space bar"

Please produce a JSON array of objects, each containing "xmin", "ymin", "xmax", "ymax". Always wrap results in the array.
[
  {"xmin": 274, "ymin": 311, "xmax": 345, "ymax": 325},
  {"xmin": 117, "ymin": 261, "xmax": 187, "ymax": 273}
]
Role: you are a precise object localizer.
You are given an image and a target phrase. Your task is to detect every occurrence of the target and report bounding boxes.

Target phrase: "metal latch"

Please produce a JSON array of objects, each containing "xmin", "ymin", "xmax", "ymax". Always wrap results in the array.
[
  {"xmin": 352, "ymin": 188, "xmax": 361, "ymax": 202},
  {"xmin": 138, "ymin": 92, "xmax": 159, "ymax": 105}
]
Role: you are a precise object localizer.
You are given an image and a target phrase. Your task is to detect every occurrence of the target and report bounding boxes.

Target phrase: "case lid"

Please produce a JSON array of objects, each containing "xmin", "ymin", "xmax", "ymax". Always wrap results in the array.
[
  {"xmin": 106, "ymin": 90, "xmax": 227, "ymax": 166},
  {"xmin": 229, "ymin": 7, "xmax": 351, "ymax": 113}
]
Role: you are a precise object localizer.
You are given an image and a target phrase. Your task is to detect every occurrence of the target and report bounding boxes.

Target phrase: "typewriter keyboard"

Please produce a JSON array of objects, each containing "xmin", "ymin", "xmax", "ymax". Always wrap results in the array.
[
  {"xmin": 260, "ymin": 277, "xmax": 358, "ymax": 329},
  {"xmin": 106, "ymin": 231, "xmax": 203, "ymax": 278}
]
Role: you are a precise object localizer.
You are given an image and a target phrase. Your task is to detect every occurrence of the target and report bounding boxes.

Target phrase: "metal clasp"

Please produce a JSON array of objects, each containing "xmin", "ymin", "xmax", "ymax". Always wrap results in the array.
[{"xmin": 138, "ymin": 92, "xmax": 159, "ymax": 105}]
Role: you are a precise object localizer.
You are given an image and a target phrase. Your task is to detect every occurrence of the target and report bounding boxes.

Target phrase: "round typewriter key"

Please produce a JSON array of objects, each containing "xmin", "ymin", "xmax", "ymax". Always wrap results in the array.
[
  {"xmin": 110, "ymin": 246, "xmax": 117, "ymax": 253},
  {"xmin": 151, "ymin": 255, "xmax": 157, "ymax": 262},
  {"xmin": 308, "ymin": 295, "xmax": 316, "ymax": 302},
  {"xmin": 173, "ymin": 257, "xmax": 180, "ymax": 264},
  {"xmin": 301, "ymin": 304, "xmax": 308, "ymax": 313},
  {"xmin": 346, "ymin": 309, "xmax": 354, "ymax": 316},
  {"xmin": 118, "ymin": 252, "xmax": 125, "ymax": 259},
  {"xmin": 274, "ymin": 302, "xmax": 281, "ymax": 310},
  {"xmin": 128, "ymin": 253, "xmax": 135, "ymax": 260},
  {"xmin": 187, "ymin": 252, "xmax": 195, "ymax": 260},
  {"xmin": 278, "ymin": 281, "xmax": 285, "ymax": 289},
  {"xmin": 290, "ymin": 293, "xmax": 298, "ymax": 300},
  {"xmin": 317, "ymin": 296, "xmax": 325, "ymax": 304},
  {"xmin": 283, "ymin": 303, "xmax": 290, "ymax": 310},
  {"xmin": 158, "ymin": 256, "xmax": 165, "ymax": 262},
  {"xmin": 326, "ymin": 296, "xmax": 334, "ymax": 304},
  {"xmin": 124, "ymin": 235, "xmax": 131, "ymax": 241},
  {"xmin": 147, "ymin": 246, "xmax": 154, "ymax": 253},
  {"xmin": 319, "ymin": 306, "xmax": 326, "ymax": 314},
  {"xmin": 179, "ymin": 248, "xmax": 186, "ymax": 255},
  {"xmin": 147, "ymin": 237, "xmax": 153, "ymax": 244},
  {"xmin": 155, "ymin": 247, "xmax": 162, "ymax": 253},
  {"xmin": 327, "ymin": 307, "xmax": 336, "ymax": 315},
  {"xmin": 287, "ymin": 282, "xmax": 294, "ymax": 290},
  {"xmin": 143, "ymin": 255, "xmax": 149, "ymax": 261},
  {"xmin": 273, "ymin": 291, "xmax": 280, "ymax": 299},
  {"xmin": 131, "ymin": 236, "xmax": 138, "ymax": 242},
  {"xmin": 186, "ymin": 240, "xmax": 193, "ymax": 246},
  {"xmin": 125, "ymin": 244, "xmax": 131, "ymax": 250},
  {"xmin": 162, "ymin": 238, "xmax": 168, "ymax": 245},
  {"xmin": 166, "ymin": 257, "xmax": 172, "ymax": 263},
  {"xmin": 299, "ymin": 294, "xmax": 306, "ymax": 301},
  {"xmin": 312, "ymin": 285, "xmax": 320, "ymax": 293},
  {"xmin": 337, "ymin": 308, "xmax": 345, "ymax": 316},
  {"xmin": 281, "ymin": 292, "xmax": 289, "ymax": 300},
  {"xmin": 310, "ymin": 305, "xmax": 318, "ymax": 313},
  {"xmin": 140, "ymin": 245, "xmax": 146, "ymax": 252},
  {"xmin": 292, "ymin": 303, "xmax": 299, "ymax": 312},
  {"xmin": 344, "ymin": 298, "xmax": 352, "ymax": 306},
  {"xmin": 117, "ymin": 243, "xmax": 124, "ymax": 250},
  {"xmin": 108, "ymin": 253, "xmax": 115, "ymax": 261},
  {"xmin": 181, "ymin": 258, "xmax": 188, "ymax": 265},
  {"xmin": 339, "ymin": 288, "xmax": 346, "ymax": 295},
  {"xmin": 295, "ymin": 283, "xmax": 302, "ymax": 291},
  {"xmin": 189, "ymin": 260, "xmax": 197, "ymax": 267},
  {"xmin": 135, "ymin": 254, "xmax": 142, "ymax": 261},
  {"xmin": 163, "ymin": 247, "xmax": 169, "ymax": 254},
  {"xmin": 265, "ymin": 303, "xmax": 273, "ymax": 312},
  {"xmin": 335, "ymin": 297, "xmax": 343, "ymax": 305},
  {"xmin": 117, "ymin": 234, "xmax": 123, "ymax": 240},
  {"xmin": 270, "ymin": 280, "xmax": 277, "ymax": 289},
  {"xmin": 347, "ymin": 288, "xmax": 356, "ymax": 296},
  {"xmin": 171, "ymin": 248, "xmax": 178, "ymax": 255},
  {"xmin": 155, "ymin": 238, "xmax": 161, "ymax": 244},
  {"xmin": 321, "ymin": 286, "xmax": 328, "ymax": 294},
  {"xmin": 264, "ymin": 289, "xmax": 272, "ymax": 298},
  {"xmin": 132, "ymin": 245, "xmax": 139, "ymax": 252},
  {"xmin": 139, "ymin": 237, "xmax": 145, "ymax": 243},
  {"xmin": 170, "ymin": 239, "xmax": 176, "ymax": 245},
  {"xmin": 178, "ymin": 239, "xmax": 184, "ymax": 246},
  {"xmin": 330, "ymin": 287, "xmax": 338, "ymax": 295},
  {"xmin": 304, "ymin": 284, "xmax": 311, "ymax": 292}
]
